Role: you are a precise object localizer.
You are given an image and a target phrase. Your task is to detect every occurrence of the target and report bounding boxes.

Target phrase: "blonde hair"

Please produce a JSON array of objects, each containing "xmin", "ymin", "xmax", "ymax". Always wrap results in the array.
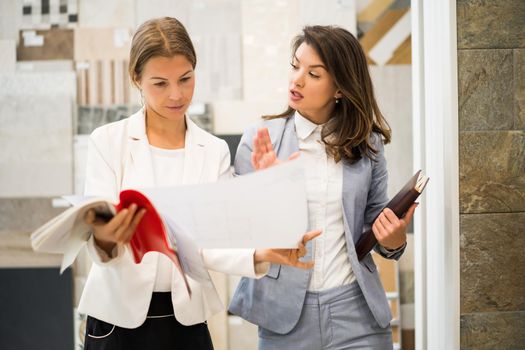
[{"xmin": 129, "ymin": 17, "xmax": 196, "ymax": 87}]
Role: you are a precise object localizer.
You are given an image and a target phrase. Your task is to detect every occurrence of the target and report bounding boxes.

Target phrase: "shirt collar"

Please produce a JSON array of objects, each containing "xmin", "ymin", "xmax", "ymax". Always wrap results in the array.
[{"xmin": 294, "ymin": 110, "xmax": 323, "ymax": 140}]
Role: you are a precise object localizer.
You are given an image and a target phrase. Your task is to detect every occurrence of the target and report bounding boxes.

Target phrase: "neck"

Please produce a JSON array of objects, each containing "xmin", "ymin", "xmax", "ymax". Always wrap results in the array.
[
  {"xmin": 297, "ymin": 103, "xmax": 335, "ymax": 125},
  {"xmin": 145, "ymin": 106, "xmax": 186, "ymax": 149}
]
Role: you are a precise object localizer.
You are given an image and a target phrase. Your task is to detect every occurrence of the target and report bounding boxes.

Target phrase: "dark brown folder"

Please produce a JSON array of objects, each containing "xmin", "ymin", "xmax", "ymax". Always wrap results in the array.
[{"xmin": 355, "ymin": 170, "xmax": 429, "ymax": 261}]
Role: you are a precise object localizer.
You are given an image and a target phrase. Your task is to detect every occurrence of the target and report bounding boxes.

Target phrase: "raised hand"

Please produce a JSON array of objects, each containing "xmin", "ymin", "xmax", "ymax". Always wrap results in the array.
[
  {"xmin": 254, "ymin": 229, "xmax": 322, "ymax": 269},
  {"xmin": 252, "ymin": 127, "xmax": 299, "ymax": 170},
  {"xmin": 85, "ymin": 203, "xmax": 146, "ymax": 256}
]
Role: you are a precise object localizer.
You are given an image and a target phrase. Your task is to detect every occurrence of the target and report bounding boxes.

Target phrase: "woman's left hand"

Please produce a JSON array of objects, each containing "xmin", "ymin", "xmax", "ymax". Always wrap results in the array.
[
  {"xmin": 372, "ymin": 203, "xmax": 418, "ymax": 250},
  {"xmin": 254, "ymin": 229, "xmax": 322, "ymax": 269}
]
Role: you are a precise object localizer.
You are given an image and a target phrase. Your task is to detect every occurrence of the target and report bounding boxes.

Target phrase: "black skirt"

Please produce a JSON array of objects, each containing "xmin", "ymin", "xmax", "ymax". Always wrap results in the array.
[{"xmin": 84, "ymin": 292, "xmax": 214, "ymax": 350}]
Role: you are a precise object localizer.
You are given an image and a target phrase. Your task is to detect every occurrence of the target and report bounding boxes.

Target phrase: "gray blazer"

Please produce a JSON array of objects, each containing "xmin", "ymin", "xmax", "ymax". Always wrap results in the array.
[{"xmin": 228, "ymin": 115, "xmax": 405, "ymax": 333}]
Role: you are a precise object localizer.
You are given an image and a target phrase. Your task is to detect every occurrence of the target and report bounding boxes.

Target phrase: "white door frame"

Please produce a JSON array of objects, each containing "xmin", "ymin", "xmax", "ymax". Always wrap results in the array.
[{"xmin": 412, "ymin": 1, "xmax": 460, "ymax": 349}]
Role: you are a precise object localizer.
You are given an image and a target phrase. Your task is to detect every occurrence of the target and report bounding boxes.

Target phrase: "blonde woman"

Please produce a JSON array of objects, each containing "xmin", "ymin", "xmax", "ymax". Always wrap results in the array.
[{"xmin": 79, "ymin": 17, "xmax": 318, "ymax": 350}]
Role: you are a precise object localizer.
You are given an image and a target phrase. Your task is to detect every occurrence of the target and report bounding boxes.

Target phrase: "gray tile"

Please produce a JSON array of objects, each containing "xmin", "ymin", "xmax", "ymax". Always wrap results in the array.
[
  {"xmin": 458, "ymin": 49, "xmax": 515, "ymax": 131},
  {"xmin": 460, "ymin": 311, "xmax": 525, "ymax": 350},
  {"xmin": 459, "ymin": 131, "xmax": 525, "ymax": 213},
  {"xmin": 457, "ymin": 0, "xmax": 525, "ymax": 49},
  {"xmin": 0, "ymin": 198, "xmax": 65, "ymax": 231},
  {"xmin": 460, "ymin": 213, "xmax": 525, "ymax": 313}
]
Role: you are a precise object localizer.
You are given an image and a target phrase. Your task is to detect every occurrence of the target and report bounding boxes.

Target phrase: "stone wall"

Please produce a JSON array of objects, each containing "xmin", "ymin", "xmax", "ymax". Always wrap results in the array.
[{"xmin": 457, "ymin": 1, "xmax": 525, "ymax": 348}]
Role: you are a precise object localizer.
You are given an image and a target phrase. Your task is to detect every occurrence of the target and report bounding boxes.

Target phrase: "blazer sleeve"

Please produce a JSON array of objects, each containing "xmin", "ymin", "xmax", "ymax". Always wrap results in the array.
[
  {"xmin": 233, "ymin": 125, "xmax": 257, "ymax": 175},
  {"xmin": 365, "ymin": 134, "xmax": 406, "ymax": 260},
  {"xmin": 201, "ymin": 249, "xmax": 268, "ymax": 278},
  {"xmin": 83, "ymin": 127, "xmax": 126, "ymax": 266}
]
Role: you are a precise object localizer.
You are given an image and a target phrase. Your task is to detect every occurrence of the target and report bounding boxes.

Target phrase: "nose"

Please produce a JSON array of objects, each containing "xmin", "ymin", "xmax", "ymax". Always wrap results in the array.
[
  {"xmin": 291, "ymin": 70, "xmax": 305, "ymax": 88},
  {"xmin": 168, "ymin": 85, "xmax": 183, "ymax": 101}
]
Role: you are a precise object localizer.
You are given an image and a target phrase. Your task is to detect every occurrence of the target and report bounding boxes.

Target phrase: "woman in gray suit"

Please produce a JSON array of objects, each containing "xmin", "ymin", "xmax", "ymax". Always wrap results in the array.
[{"xmin": 229, "ymin": 25, "xmax": 417, "ymax": 349}]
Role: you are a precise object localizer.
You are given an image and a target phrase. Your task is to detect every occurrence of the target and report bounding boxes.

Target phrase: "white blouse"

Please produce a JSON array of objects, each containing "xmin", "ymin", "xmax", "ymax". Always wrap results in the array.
[{"xmin": 294, "ymin": 111, "xmax": 356, "ymax": 292}]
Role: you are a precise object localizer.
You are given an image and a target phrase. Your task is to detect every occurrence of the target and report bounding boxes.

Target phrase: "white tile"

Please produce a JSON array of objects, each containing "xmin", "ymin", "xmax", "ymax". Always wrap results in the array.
[
  {"xmin": 299, "ymin": 0, "xmax": 357, "ymax": 34},
  {"xmin": 78, "ymin": 0, "xmax": 135, "ymax": 28},
  {"xmin": 135, "ymin": 0, "xmax": 190, "ymax": 29},
  {"xmin": 242, "ymin": 0, "xmax": 301, "ymax": 102},
  {"xmin": 0, "ymin": 40, "xmax": 16, "ymax": 73}
]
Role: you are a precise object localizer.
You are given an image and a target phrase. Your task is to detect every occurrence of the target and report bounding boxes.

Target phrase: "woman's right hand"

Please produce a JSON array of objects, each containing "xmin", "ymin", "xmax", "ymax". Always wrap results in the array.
[{"xmin": 84, "ymin": 203, "xmax": 146, "ymax": 256}]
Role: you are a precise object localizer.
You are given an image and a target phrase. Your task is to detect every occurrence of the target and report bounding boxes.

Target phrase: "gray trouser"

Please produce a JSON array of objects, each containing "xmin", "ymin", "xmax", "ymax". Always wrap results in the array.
[{"xmin": 258, "ymin": 282, "xmax": 393, "ymax": 350}]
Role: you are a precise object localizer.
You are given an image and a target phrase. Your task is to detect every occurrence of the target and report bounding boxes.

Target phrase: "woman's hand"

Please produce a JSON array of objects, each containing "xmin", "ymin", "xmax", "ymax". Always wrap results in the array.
[
  {"xmin": 84, "ymin": 203, "xmax": 146, "ymax": 256},
  {"xmin": 252, "ymin": 127, "xmax": 299, "ymax": 170},
  {"xmin": 372, "ymin": 203, "xmax": 418, "ymax": 250},
  {"xmin": 254, "ymin": 229, "xmax": 322, "ymax": 269}
]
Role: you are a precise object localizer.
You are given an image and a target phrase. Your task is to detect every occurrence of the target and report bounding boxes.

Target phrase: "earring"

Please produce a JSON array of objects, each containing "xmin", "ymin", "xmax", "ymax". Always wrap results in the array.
[{"xmin": 335, "ymin": 98, "xmax": 340, "ymax": 104}]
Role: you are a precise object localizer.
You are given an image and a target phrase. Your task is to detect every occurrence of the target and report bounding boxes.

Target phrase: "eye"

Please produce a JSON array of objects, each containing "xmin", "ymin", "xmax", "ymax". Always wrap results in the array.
[
  {"xmin": 180, "ymin": 76, "xmax": 191, "ymax": 83},
  {"xmin": 309, "ymin": 71, "xmax": 320, "ymax": 79},
  {"xmin": 154, "ymin": 81, "xmax": 167, "ymax": 87},
  {"xmin": 290, "ymin": 62, "xmax": 298, "ymax": 70}
]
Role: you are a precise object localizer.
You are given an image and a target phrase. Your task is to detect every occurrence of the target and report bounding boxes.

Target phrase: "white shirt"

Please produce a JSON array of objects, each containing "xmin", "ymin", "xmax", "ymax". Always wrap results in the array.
[
  {"xmin": 149, "ymin": 145, "xmax": 186, "ymax": 292},
  {"xmin": 294, "ymin": 111, "xmax": 356, "ymax": 291}
]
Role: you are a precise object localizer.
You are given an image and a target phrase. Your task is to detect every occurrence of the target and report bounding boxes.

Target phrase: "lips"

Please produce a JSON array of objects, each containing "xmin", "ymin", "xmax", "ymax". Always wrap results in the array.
[
  {"xmin": 289, "ymin": 89, "xmax": 303, "ymax": 101},
  {"xmin": 166, "ymin": 105, "xmax": 184, "ymax": 110}
]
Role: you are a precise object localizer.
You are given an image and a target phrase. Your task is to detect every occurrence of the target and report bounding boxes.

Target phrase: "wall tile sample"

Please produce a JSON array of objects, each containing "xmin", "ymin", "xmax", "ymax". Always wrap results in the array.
[
  {"xmin": 17, "ymin": 28, "xmax": 74, "ymax": 60},
  {"xmin": 0, "ymin": 72, "xmax": 75, "ymax": 197},
  {"xmin": 74, "ymin": 27, "xmax": 131, "ymax": 61}
]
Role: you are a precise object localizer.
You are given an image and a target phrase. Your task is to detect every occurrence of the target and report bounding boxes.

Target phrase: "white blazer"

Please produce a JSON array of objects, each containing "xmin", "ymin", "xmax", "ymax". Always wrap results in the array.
[{"xmin": 78, "ymin": 109, "xmax": 263, "ymax": 328}]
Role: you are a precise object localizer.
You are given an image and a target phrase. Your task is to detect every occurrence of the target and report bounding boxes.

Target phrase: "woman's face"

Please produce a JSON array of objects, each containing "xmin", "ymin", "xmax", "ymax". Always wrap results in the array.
[
  {"xmin": 288, "ymin": 42, "xmax": 340, "ymax": 124},
  {"xmin": 138, "ymin": 55, "xmax": 195, "ymax": 122}
]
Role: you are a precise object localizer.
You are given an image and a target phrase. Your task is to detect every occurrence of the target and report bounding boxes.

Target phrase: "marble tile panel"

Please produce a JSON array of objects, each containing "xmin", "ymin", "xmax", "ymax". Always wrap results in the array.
[
  {"xmin": 0, "ymin": 71, "xmax": 76, "ymax": 97},
  {"xmin": 460, "ymin": 311, "xmax": 525, "ymax": 350},
  {"xmin": 457, "ymin": 0, "xmax": 525, "ymax": 49},
  {"xmin": 515, "ymin": 49, "xmax": 525, "ymax": 130},
  {"xmin": 78, "ymin": 0, "xmax": 134, "ymax": 28},
  {"xmin": 460, "ymin": 212, "xmax": 525, "ymax": 313},
  {"xmin": 459, "ymin": 131, "xmax": 525, "ymax": 213},
  {"xmin": 0, "ymin": 73, "xmax": 74, "ymax": 196},
  {"xmin": 458, "ymin": 49, "xmax": 515, "ymax": 131}
]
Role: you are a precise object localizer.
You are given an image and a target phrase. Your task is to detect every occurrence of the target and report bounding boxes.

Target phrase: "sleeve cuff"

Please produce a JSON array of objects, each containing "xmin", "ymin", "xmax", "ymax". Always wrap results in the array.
[{"xmin": 378, "ymin": 241, "xmax": 407, "ymax": 257}]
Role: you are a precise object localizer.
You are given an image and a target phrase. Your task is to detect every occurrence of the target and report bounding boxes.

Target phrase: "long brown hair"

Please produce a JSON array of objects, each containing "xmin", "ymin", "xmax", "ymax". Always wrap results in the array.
[
  {"xmin": 265, "ymin": 25, "xmax": 391, "ymax": 163},
  {"xmin": 129, "ymin": 17, "xmax": 196, "ymax": 87}
]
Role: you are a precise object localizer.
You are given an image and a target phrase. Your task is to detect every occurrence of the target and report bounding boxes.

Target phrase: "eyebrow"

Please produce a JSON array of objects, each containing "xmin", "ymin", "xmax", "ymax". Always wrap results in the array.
[
  {"xmin": 149, "ymin": 70, "xmax": 193, "ymax": 80},
  {"xmin": 293, "ymin": 56, "xmax": 326, "ymax": 70}
]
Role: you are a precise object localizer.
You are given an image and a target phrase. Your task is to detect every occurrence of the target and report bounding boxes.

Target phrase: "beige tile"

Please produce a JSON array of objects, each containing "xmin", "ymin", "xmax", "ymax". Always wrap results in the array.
[
  {"xmin": 460, "ymin": 213, "xmax": 525, "ymax": 313},
  {"xmin": 459, "ymin": 131, "xmax": 525, "ymax": 213}
]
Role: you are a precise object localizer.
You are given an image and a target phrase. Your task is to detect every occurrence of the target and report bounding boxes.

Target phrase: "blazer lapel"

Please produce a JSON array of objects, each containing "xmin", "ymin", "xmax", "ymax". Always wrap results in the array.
[
  {"xmin": 126, "ymin": 109, "xmax": 156, "ymax": 188},
  {"xmin": 182, "ymin": 116, "xmax": 205, "ymax": 185}
]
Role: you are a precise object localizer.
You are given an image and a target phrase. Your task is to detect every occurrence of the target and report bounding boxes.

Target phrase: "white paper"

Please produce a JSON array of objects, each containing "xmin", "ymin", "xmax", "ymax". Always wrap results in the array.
[{"xmin": 142, "ymin": 158, "xmax": 308, "ymax": 249}]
